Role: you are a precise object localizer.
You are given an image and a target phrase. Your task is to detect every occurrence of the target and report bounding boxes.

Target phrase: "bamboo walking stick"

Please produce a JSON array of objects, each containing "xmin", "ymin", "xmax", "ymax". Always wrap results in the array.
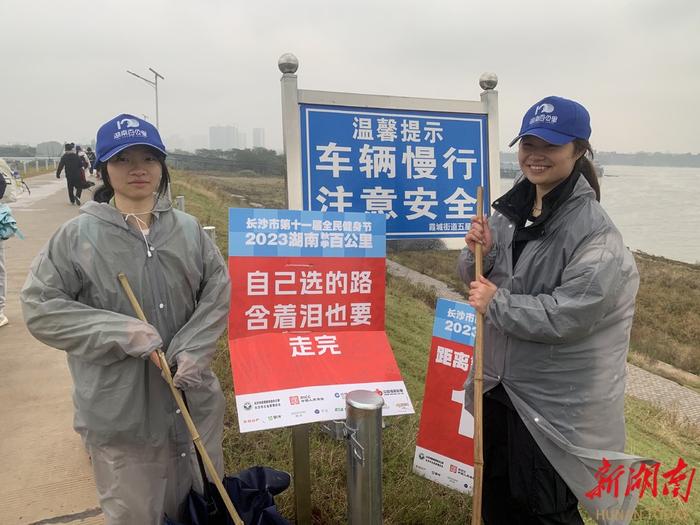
[
  {"xmin": 117, "ymin": 273, "xmax": 244, "ymax": 525},
  {"xmin": 471, "ymin": 187, "xmax": 485, "ymax": 525}
]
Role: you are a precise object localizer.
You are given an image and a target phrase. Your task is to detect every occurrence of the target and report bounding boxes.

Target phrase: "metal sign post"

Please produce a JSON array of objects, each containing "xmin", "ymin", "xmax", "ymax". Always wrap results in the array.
[
  {"xmin": 345, "ymin": 390, "xmax": 384, "ymax": 525},
  {"xmin": 292, "ymin": 425, "xmax": 312, "ymax": 525},
  {"xmin": 279, "ymin": 53, "xmax": 311, "ymax": 525}
]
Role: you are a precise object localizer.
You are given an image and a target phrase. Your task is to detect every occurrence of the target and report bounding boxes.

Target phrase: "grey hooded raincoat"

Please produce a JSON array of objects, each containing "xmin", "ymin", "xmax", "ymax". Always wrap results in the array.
[
  {"xmin": 458, "ymin": 175, "xmax": 652, "ymax": 525},
  {"xmin": 21, "ymin": 198, "xmax": 230, "ymax": 524}
]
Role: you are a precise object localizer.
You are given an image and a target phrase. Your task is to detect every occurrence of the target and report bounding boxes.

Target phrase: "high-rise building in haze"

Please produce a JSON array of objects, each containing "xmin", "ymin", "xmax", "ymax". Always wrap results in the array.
[
  {"xmin": 236, "ymin": 131, "xmax": 247, "ymax": 149},
  {"xmin": 209, "ymin": 125, "xmax": 236, "ymax": 150},
  {"xmin": 253, "ymin": 128, "xmax": 265, "ymax": 148}
]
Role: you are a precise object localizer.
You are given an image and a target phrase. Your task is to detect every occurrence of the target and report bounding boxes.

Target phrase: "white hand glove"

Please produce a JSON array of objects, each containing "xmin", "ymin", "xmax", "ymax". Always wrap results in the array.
[{"xmin": 172, "ymin": 353, "xmax": 203, "ymax": 390}]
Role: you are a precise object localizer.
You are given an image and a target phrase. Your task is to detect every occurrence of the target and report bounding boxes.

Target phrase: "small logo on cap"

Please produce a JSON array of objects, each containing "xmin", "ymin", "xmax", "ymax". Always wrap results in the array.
[
  {"xmin": 529, "ymin": 106, "xmax": 558, "ymax": 126},
  {"xmin": 117, "ymin": 118, "xmax": 140, "ymax": 130}
]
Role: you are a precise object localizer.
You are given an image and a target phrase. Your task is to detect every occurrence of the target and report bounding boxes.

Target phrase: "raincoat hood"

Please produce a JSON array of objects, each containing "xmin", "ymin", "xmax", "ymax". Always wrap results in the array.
[
  {"xmin": 80, "ymin": 197, "xmax": 173, "ymax": 256},
  {"xmin": 80, "ymin": 196, "xmax": 172, "ymax": 227}
]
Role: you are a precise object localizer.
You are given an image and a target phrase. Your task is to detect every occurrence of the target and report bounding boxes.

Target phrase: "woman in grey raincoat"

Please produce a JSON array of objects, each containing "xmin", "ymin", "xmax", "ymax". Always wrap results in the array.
[
  {"xmin": 21, "ymin": 114, "xmax": 230, "ymax": 524},
  {"xmin": 459, "ymin": 97, "xmax": 649, "ymax": 525}
]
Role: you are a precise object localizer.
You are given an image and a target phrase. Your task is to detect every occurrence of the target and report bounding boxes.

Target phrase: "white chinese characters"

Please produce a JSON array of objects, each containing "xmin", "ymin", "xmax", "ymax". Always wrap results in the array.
[
  {"xmin": 435, "ymin": 345, "xmax": 473, "ymax": 372},
  {"xmin": 289, "ymin": 334, "xmax": 341, "ymax": 357}
]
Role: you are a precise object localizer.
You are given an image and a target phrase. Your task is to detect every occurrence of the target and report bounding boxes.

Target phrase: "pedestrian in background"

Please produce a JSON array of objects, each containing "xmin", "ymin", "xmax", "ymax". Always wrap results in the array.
[
  {"xmin": 22, "ymin": 114, "xmax": 230, "ymax": 524},
  {"xmin": 56, "ymin": 142, "xmax": 84, "ymax": 205},
  {"xmin": 0, "ymin": 156, "xmax": 22, "ymax": 328},
  {"xmin": 75, "ymin": 145, "xmax": 94, "ymax": 189},
  {"xmin": 86, "ymin": 146, "xmax": 97, "ymax": 176},
  {"xmin": 459, "ymin": 96, "xmax": 645, "ymax": 524},
  {"xmin": 0, "ymin": 158, "xmax": 15, "ymax": 327}
]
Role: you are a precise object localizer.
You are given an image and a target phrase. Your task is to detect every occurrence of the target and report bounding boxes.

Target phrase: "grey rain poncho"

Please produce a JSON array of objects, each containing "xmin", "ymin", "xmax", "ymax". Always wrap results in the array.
[
  {"xmin": 458, "ymin": 176, "xmax": 652, "ymax": 525},
  {"xmin": 21, "ymin": 198, "xmax": 231, "ymax": 524}
]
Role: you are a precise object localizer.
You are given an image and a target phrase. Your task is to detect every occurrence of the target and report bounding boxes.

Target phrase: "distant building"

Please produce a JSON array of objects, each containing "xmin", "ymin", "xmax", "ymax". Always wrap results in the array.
[
  {"xmin": 253, "ymin": 128, "xmax": 265, "ymax": 148},
  {"xmin": 36, "ymin": 141, "xmax": 63, "ymax": 157},
  {"xmin": 209, "ymin": 125, "xmax": 236, "ymax": 150},
  {"xmin": 236, "ymin": 131, "xmax": 247, "ymax": 150}
]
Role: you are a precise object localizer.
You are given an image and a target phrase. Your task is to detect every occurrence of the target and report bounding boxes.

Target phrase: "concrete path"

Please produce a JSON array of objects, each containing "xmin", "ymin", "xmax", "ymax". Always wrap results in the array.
[
  {"xmin": 0, "ymin": 173, "xmax": 102, "ymax": 524},
  {"xmin": 386, "ymin": 259, "xmax": 700, "ymax": 428}
]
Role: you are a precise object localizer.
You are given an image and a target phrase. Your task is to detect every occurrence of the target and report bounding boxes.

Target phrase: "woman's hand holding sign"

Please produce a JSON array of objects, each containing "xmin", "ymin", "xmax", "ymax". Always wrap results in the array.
[{"xmin": 465, "ymin": 214, "xmax": 493, "ymax": 255}]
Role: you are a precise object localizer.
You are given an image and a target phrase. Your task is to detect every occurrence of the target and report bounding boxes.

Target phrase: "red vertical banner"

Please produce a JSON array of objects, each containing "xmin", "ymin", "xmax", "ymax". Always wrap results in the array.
[{"xmin": 413, "ymin": 298, "xmax": 477, "ymax": 493}]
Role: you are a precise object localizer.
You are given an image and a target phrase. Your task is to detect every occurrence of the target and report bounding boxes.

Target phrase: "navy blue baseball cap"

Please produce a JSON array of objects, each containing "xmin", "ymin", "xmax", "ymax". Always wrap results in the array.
[
  {"xmin": 94, "ymin": 114, "xmax": 166, "ymax": 168},
  {"xmin": 509, "ymin": 96, "xmax": 591, "ymax": 147}
]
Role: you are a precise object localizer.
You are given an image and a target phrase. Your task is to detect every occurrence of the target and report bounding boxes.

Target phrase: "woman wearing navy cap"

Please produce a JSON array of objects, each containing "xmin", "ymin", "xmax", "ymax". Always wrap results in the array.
[
  {"xmin": 458, "ymin": 97, "xmax": 649, "ymax": 524},
  {"xmin": 21, "ymin": 114, "xmax": 230, "ymax": 524}
]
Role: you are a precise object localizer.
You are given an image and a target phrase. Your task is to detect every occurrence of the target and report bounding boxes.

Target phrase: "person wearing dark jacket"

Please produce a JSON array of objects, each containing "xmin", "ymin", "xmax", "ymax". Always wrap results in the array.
[
  {"xmin": 56, "ymin": 143, "xmax": 84, "ymax": 205},
  {"xmin": 86, "ymin": 146, "xmax": 97, "ymax": 175}
]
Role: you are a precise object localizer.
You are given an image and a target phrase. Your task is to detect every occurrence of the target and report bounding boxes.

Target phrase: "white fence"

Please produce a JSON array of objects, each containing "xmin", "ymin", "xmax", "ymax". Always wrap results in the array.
[{"xmin": 2, "ymin": 157, "xmax": 61, "ymax": 172}]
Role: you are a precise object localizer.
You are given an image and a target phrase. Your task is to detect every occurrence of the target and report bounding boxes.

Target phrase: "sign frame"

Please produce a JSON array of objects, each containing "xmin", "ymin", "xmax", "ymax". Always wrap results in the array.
[{"xmin": 280, "ymin": 60, "xmax": 500, "ymax": 250}]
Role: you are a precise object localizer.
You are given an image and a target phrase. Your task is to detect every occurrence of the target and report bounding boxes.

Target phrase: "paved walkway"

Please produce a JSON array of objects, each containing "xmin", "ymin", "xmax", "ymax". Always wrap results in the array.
[
  {"xmin": 386, "ymin": 259, "xmax": 700, "ymax": 428},
  {"xmin": 0, "ymin": 173, "xmax": 102, "ymax": 524}
]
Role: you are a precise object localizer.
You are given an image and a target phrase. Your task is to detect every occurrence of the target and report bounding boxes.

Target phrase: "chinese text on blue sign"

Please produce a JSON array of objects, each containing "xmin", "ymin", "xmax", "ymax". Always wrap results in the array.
[{"xmin": 300, "ymin": 104, "xmax": 490, "ymax": 240}]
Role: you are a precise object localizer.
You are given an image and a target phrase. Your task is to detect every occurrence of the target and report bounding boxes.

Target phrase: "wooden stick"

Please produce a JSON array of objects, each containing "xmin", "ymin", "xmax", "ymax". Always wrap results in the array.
[
  {"xmin": 471, "ymin": 187, "xmax": 485, "ymax": 525},
  {"xmin": 117, "ymin": 273, "xmax": 244, "ymax": 525}
]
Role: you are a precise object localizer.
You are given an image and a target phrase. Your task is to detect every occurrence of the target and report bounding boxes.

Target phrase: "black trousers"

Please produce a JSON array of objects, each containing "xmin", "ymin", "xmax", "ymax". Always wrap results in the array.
[
  {"xmin": 66, "ymin": 177, "xmax": 83, "ymax": 203},
  {"xmin": 482, "ymin": 385, "xmax": 583, "ymax": 525}
]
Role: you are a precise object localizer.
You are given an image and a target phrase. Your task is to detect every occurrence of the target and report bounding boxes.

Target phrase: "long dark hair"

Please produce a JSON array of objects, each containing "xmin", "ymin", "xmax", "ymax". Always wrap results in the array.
[
  {"xmin": 93, "ymin": 152, "xmax": 170, "ymax": 203},
  {"xmin": 572, "ymin": 139, "xmax": 600, "ymax": 202}
]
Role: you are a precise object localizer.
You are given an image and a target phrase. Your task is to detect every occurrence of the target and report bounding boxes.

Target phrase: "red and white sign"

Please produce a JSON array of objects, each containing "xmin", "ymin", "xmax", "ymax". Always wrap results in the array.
[
  {"xmin": 413, "ymin": 298, "xmax": 476, "ymax": 493},
  {"xmin": 228, "ymin": 208, "xmax": 413, "ymax": 433}
]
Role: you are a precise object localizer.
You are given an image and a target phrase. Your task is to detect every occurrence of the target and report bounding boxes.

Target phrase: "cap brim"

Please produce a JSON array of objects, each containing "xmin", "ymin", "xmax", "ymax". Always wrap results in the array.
[
  {"xmin": 94, "ymin": 142, "xmax": 167, "ymax": 168},
  {"xmin": 508, "ymin": 129, "xmax": 576, "ymax": 147}
]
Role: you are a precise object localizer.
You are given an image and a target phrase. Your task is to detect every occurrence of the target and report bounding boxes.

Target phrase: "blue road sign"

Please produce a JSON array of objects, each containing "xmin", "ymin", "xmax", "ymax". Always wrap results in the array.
[{"xmin": 299, "ymin": 104, "xmax": 490, "ymax": 240}]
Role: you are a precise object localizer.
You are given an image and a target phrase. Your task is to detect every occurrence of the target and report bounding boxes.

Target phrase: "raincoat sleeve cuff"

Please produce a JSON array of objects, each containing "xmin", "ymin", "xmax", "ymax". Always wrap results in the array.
[{"xmin": 121, "ymin": 327, "xmax": 163, "ymax": 360}]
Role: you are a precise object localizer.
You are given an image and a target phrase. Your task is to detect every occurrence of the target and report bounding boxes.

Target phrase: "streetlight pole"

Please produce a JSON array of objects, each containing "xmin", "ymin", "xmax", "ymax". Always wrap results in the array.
[
  {"xmin": 126, "ymin": 67, "xmax": 165, "ymax": 129},
  {"xmin": 126, "ymin": 67, "xmax": 171, "ymax": 202}
]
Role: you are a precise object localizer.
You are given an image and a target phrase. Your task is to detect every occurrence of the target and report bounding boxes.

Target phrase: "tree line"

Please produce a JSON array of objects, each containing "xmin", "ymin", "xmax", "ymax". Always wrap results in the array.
[{"xmin": 169, "ymin": 147, "xmax": 284, "ymax": 176}]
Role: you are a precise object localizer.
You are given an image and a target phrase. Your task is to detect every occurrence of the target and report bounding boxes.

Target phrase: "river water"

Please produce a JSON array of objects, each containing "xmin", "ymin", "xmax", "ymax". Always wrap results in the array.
[{"xmin": 501, "ymin": 165, "xmax": 700, "ymax": 265}]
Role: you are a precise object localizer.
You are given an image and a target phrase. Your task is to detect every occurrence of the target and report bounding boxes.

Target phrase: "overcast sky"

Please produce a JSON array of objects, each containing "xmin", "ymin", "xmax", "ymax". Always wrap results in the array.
[{"xmin": 1, "ymin": 0, "xmax": 698, "ymax": 154}]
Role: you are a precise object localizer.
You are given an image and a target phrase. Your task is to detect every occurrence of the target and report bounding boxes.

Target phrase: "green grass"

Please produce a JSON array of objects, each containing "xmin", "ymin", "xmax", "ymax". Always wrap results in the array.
[
  {"xmin": 388, "ymin": 247, "xmax": 700, "ymax": 381},
  {"xmin": 631, "ymin": 253, "xmax": 700, "ymax": 375},
  {"xmin": 172, "ymin": 169, "xmax": 699, "ymax": 524}
]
